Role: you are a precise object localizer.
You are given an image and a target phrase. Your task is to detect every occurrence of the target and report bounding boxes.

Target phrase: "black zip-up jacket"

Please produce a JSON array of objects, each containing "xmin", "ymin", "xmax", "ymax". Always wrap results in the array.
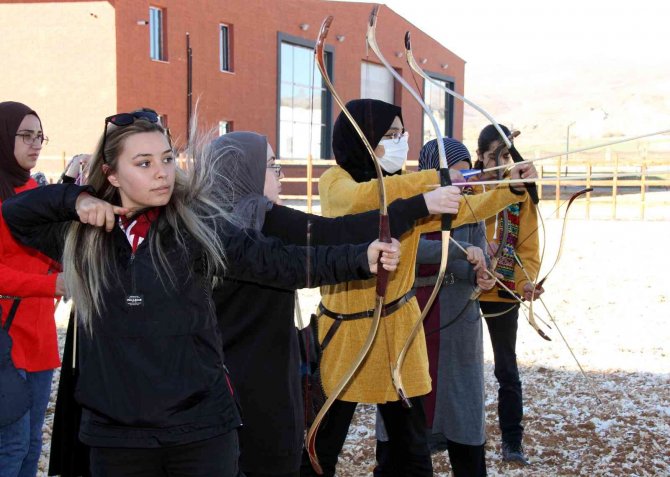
[{"xmin": 2, "ymin": 184, "xmax": 373, "ymax": 448}]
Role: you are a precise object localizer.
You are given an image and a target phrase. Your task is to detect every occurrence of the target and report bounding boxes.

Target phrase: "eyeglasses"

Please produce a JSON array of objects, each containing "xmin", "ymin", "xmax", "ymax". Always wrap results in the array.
[
  {"xmin": 101, "ymin": 109, "xmax": 168, "ymax": 163},
  {"xmin": 15, "ymin": 133, "xmax": 48, "ymax": 147},
  {"xmin": 267, "ymin": 164, "xmax": 282, "ymax": 177},
  {"xmin": 382, "ymin": 129, "xmax": 407, "ymax": 144}
]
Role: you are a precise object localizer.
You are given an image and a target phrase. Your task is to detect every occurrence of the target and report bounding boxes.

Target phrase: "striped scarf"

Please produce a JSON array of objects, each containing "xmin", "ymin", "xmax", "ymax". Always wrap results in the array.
[{"xmin": 494, "ymin": 203, "xmax": 521, "ymax": 294}]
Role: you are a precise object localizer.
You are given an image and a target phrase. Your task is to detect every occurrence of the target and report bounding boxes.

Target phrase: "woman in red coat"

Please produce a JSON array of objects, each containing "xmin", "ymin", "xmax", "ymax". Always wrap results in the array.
[{"xmin": 0, "ymin": 101, "xmax": 64, "ymax": 477}]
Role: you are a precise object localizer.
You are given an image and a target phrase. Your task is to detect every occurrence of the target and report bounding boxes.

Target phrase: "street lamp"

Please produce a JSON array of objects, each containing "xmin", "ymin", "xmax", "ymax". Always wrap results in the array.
[{"xmin": 565, "ymin": 121, "xmax": 576, "ymax": 177}]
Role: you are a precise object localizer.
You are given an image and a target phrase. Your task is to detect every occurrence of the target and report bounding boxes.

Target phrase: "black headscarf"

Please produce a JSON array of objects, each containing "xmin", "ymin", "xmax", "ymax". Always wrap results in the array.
[
  {"xmin": 332, "ymin": 99, "xmax": 403, "ymax": 183},
  {"xmin": 0, "ymin": 101, "xmax": 41, "ymax": 201},
  {"xmin": 210, "ymin": 131, "xmax": 273, "ymax": 231}
]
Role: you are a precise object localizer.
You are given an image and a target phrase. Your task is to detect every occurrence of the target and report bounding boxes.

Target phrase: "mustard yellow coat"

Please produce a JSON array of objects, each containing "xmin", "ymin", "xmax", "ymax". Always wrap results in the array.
[{"xmin": 318, "ymin": 166, "xmax": 527, "ymax": 403}]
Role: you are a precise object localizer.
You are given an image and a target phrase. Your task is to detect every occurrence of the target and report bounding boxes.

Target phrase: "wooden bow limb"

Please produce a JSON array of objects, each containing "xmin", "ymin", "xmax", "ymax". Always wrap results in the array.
[
  {"xmin": 403, "ymin": 31, "xmax": 512, "ymax": 150},
  {"xmin": 423, "ymin": 235, "xmax": 552, "ymax": 338},
  {"xmin": 448, "ymin": 237, "xmax": 550, "ymax": 335},
  {"xmin": 425, "ymin": 188, "xmax": 591, "ymax": 338},
  {"xmin": 367, "ymin": 4, "xmax": 454, "ymax": 409},
  {"xmin": 509, "ymin": 250, "xmax": 552, "ymax": 342},
  {"xmin": 534, "ymin": 188, "xmax": 593, "ymax": 288},
  {"xmin": 305, "ymin": 16, "xmax": 392, "ymax": 474}
]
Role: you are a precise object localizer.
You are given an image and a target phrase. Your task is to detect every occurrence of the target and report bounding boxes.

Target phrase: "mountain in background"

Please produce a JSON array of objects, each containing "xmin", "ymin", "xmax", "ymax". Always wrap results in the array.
[{"xmin": 460, "ymin": 62, "xmax": 670, "ymax": 154}]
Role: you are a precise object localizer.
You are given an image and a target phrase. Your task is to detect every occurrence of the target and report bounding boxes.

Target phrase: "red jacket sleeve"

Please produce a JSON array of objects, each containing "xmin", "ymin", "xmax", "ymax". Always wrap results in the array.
[{"xmin": 0, "ymin": 261, "xmax": 57, "ymax": 298}]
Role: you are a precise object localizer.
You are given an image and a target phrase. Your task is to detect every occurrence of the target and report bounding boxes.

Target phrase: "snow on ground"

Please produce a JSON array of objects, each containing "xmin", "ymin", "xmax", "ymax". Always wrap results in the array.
[
  {"xmin": 38, "ymin": 214, "xmax": 669, "ymax": 476},
  {"xmin": 298, "ymin": 216, "xmax": 670, "ymax": 476}
]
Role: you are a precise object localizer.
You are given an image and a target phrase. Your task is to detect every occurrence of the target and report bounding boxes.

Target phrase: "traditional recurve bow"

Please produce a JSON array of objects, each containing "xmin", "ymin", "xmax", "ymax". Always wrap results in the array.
[
  {"xmin": 305, "ymin": 15, "xmax": 392, "ymax": 474},
  {"xmin": 367, "ymin": 5, "xmax": 454, "ymax": 408},
  {"xmin": 404, "ymin": 35, "xmax": 553, "ymax": 339}
]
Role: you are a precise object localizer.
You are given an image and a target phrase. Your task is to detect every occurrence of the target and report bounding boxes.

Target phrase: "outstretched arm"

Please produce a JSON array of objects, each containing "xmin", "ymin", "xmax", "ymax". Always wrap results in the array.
[
  {"xmin": 1, "ymin": 184, "xmax": 93, "ymax": 262},
  {"xmin": 262, "ymin": 194, "xmax": 427, "ymax": 246},
  {"xmin": 219, "ymin": 223, "xmax": 399, "ymax": 290}
]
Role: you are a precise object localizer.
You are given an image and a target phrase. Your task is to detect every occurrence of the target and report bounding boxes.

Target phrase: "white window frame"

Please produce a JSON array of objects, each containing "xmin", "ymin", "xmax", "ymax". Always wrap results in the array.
[
  {"xmin": 219, "ymin": 120, "xmax": 231, "ymax": 136},
  {"xmin": 360, "ymin": 61, "xmax": 394, "ymax": 103},
  {"xmin": 220, "ymin": 23, "xmax": 231, "ymax": 72},
  {"xmin": 149, "ymin": 7, "xmax": 166, "ymax": 61}
]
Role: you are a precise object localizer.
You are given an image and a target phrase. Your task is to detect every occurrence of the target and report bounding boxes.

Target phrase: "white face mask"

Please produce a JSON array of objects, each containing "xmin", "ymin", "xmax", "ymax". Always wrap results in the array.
[{"xmin": 377, "ymin": 134, "xmax": 409, "ymax": 173}]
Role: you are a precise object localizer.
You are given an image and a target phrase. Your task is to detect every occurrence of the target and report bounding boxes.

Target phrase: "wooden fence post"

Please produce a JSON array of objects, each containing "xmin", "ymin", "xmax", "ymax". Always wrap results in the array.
[
  {"xmin": 555, "ymin": 155, "xmax": 562, "ymax": 218},
  {"xmin": 306, "ymin": 154, "xmax": 313, "ymax": 213},
  {"xmin": 584, "ymin": 163, "xmax": 590, "ymax": 219},
  {"xmin": 640, "ymin": 145, "xmax": 647, "ymax": 220},
  {"xmin": 538, "ymin": 164, "xmax": 544, "ymax": 200},
  {"xmin": 612, "ymin": 153, "xmax": 618, "ymax": 220}
]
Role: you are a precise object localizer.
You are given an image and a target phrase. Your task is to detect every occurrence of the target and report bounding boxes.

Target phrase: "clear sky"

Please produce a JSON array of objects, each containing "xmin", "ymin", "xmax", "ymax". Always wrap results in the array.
[{"xmin": 336, "ymin": 0, "xmax": 670, "ymax": 146}]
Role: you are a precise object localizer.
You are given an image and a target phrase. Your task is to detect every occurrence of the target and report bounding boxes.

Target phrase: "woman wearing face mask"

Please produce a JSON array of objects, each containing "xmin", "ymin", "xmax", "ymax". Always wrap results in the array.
[
  {"xmin": 209, "ymin": 131, "xmax": 466, "ymax": 477},
  {"xmin": 301, "ymin": 99, "xmax": 538, "ymax": 477},
  {"xmin": 0, "ymin": 101, "xmax": 66, "ymax": 477},
  {"xmin": 2, "ymin": 110, "xmax": 403, "ymax": 477}
]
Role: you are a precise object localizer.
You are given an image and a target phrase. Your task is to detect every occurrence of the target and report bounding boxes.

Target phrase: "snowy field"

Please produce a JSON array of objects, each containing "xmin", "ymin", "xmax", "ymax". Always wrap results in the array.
[{"xmin": 39, "ymin": 206, "xmax": 669, "ymax": 476}]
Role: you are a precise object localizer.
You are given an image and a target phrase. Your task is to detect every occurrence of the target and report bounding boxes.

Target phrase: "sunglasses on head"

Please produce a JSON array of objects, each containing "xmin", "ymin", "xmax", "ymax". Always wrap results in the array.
[{"xmin": 101, "ymin": 108, "xmax": 170, "ymax": 163}]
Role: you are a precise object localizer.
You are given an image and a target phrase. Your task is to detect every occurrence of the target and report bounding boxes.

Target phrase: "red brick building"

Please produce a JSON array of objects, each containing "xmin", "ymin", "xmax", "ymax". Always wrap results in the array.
[{"xmin": 1, "ymin": 0, "xmax": 465, "ymax": 194}]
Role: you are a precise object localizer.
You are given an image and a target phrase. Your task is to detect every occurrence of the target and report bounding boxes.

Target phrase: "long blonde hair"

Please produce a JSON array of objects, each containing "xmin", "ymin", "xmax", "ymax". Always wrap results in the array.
[{"xmin": 62, "ymin": 119, "xmax": 233, "ymax": 331}]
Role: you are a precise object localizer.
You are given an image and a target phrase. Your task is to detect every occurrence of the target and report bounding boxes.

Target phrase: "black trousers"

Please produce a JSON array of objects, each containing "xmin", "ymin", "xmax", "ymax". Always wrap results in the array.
[
  {"xmin": 482, "ymin": 302, "xmax": 524, "ymax": 445},
  {"xmin": 246, "ymin": 472, "xmax": 298, "ymax": 477},
  {"xmin": 377, "ymin": 438, "xmax": 486, "ymax": 477},
  {"xmin": 445, "ymin": 440, "xmax": 486, "ymax": 477},
  {"xmin": 89, "ymin": 431, "xmax": 242, "ymax": 477},
  {"xmin": 301, "ymin": 398, "xmax": 432, "ymax": 477}
]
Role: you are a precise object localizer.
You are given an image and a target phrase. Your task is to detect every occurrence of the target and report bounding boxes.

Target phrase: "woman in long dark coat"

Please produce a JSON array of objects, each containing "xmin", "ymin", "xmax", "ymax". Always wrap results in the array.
[{"xmin": 210, "ymin": 131, "xmax": 462, "ymax": 477}]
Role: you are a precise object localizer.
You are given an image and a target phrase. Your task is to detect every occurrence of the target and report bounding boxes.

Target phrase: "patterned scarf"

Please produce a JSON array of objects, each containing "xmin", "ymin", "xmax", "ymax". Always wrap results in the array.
[{"xmin": 494, "ymin": 203, "xmax": 521, "ymax": 294}]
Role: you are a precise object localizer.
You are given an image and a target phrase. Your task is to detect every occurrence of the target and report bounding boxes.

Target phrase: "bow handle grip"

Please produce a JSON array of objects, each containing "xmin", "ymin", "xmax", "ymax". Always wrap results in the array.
[
  {"xmin": 375, "ymin": 214, "xmax": 392, "ymax": 297},
  {"xmin": 509, "ymin": 145, "xmax": 539, "ymax": 204},
  {"xmin": 440, "ymin": 168, "xmax": 453, "ymax": 231}
]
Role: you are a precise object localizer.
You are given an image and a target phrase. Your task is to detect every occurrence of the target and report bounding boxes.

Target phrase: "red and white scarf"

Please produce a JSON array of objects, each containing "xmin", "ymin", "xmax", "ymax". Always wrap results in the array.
[{"xmin": 118, "ymin": 208, "xmax": 161, "ymax": 253}]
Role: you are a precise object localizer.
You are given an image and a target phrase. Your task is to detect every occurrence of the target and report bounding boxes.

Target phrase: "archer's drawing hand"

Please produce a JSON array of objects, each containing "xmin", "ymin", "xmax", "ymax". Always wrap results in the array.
[
  {"xmin": 465, "ymin": 246, "xmax": 486, "ymax": 272},
  {"xmin": 424, "ymin": 185, "xmax": 462, "ymax": 215},
  {"xmin": 368, "ymin": 238, "xmax": 401, "ymax": 274},
  {"xmin": 476, "ymin": 269, "xmax": 497, "ymax": 291},
  {"xmin": 449, "ymin": 168, "xmax": 465, "ymax": 183},
  {"xmin": 523, "ymin": 282, "xmax": 545, "ymax": 301},
  {"xmin": 510, "ymin": 163, "xmax": 538, "ymax": 192},
  {"xmin": 75, "ymin": 192, "xmax": 129, "ymax": 232},
  {"xmin": 55, "ymin": 273, "xmax": 67, "ymax": 297},
  {"xmin": 487, "ymin": 241, "xmax": 499, "ymax": 257}
]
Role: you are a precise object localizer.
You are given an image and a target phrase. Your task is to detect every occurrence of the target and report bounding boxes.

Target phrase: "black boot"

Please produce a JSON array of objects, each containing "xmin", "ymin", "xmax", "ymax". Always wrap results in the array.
[
  {"xmin": 501, "ymin": 441, "xmax": 529, "ymax": 466},
  {"xmin": 446, "ymin": 439, "xmax": 487, "ymax": 477}
]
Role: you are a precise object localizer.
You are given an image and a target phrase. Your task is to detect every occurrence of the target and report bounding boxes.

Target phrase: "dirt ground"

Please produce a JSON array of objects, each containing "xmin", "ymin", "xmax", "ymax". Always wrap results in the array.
[
  {"xmin": 39, "ymin": 214, "xmax": 669, "ymax": 476},
  {"xmin": 298, "ymin": 216, "xmax": 670, "ymax": 476}
]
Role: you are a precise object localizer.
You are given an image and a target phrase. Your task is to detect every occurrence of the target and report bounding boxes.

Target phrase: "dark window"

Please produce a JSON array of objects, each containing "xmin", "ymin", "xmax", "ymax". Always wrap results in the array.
[
  {"xmin": 149, "ymin": 7, "xmax": 166, "ymax": 61},
  {"xmin": 220, "ymin": 24, "xmax": 232, "ymax": 72},
  {"xmin": 278, "ymin": 35, "xmax": 333, "ymax": 160},
  {"xmin": 423, "ymin": 76, "xmax": 454, "ymax": 143}
]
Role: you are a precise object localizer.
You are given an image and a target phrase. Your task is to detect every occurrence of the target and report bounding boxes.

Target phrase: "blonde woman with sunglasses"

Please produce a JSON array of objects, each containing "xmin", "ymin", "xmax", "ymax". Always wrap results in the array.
[{"xmin": 2, "ymin": 109, "xmax": 400, "ymax": 477}]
